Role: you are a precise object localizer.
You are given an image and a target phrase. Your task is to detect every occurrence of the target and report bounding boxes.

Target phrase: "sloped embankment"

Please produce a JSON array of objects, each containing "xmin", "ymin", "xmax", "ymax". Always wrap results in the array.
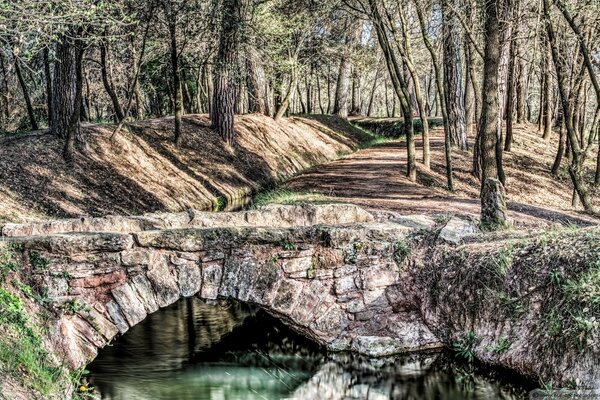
[{"xmin": 0, "ymin": 114, "xmax": 372, "ymax": 223}]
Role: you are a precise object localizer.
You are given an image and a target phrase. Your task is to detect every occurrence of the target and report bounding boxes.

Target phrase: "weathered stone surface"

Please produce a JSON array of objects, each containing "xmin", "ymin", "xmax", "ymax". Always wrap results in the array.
[
  {"xmin": 200, "ymin": 262, "xmax": 223, "ymax": 300},
  {"xmin": 105, "ymin": 300, "xmax": 129, "ymax": 334},
  {"xmin": 172, "ymin": 256, "xmax": 202, "ymax": 297},
  {"xmin": 134, "ymin": 229, "xmax": 205, "ymax": 251},
  {"xmin": 438, "ymin": 217, "xmax": 479, "ymax": 245},
  {"xmin": 128, "ymin": 273, "xmax": 160, "ymax": 313},
  {"xmin": 146, "ymin": 254, "xmax": 179, "ymax": 307},
  {"xmin": 351, "ymin": 335, "xmax": 412, "ymax": 357},
  {"xmin": 4, "ymin": 204, "xmax": 596, "ymax": 391},
  {"xmin": 111, "ymin": 282, "xmax": 147, "ymax": 326},
  {"xmin": 21, "ymin": 233, "xmax": 133, "ymax": 255}
]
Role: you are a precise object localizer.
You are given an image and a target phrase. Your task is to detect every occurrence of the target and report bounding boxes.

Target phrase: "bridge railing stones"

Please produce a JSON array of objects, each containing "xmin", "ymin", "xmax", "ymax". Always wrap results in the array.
[
  {"xmin": 5, "ymin": 205, "xmax": 448, "ymax": 370},
  {"xmin": 0, "ymin": 204, "xmax": 375, "ymax": 237}
]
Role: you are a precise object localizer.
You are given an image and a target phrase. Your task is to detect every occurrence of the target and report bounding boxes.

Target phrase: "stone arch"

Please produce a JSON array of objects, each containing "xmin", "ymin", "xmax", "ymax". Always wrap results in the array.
[{"xmin": 8, "ymin": 205, "xmax": 442, "ymax": 371}]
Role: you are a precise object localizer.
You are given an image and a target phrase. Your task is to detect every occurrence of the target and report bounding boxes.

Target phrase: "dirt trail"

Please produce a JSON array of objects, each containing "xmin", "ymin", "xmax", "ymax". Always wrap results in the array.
[{"xmin": 284, "ymin": 129, "xmax": 600, "ymax": 228}]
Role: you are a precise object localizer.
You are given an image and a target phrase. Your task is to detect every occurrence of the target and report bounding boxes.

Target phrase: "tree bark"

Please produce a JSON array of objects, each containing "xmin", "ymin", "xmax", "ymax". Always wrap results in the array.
[
  {"xmin": 414, "ymin": 0, "xmax": 452, "ymax": 189},
  {"xmin": 99, "ymin": 40, "xmax": 125, "ymax": 122},
  {"xmin": 212, "ymin": 0, "xmax": 245, "ymax": 144},
  {"xmin": 52, "ymin": 32, "xmax": 84, "ymax": 163},
  {"xmin": 167, "ymin": 3, "xmax": 184, "ymax": 145},
  {"xmin": 442, "ymin": 0, "xmax": 468, "ymax": 151},
  {"xmin": 478, "ymin": 0, "xmax": 501, "ymax": 185},
  {"xmin": 43, "ymin": 48, "xmax": 53, "ymax": 126},
  {"xmin": 13, "ymin": 53, "xmax": 38, "ymax": 131}
]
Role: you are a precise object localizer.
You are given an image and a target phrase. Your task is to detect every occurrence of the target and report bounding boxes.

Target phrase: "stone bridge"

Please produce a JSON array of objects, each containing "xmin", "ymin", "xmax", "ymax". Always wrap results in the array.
[
  {"xmin": 2, "ymin": 204, "xmax": 599, "ymax": 389},
  {"xmin": 1, "ymin": 204, "xmax": 454, "ymax": 370}
]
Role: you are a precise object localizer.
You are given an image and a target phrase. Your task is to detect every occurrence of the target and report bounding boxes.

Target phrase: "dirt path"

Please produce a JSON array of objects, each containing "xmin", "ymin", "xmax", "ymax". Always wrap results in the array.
[{"xmin": 283, "ymin": 136, "xmax": 600, "ymax": 228}]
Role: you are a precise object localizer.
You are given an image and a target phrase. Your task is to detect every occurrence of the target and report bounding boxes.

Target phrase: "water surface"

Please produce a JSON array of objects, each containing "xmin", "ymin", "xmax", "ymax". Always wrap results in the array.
[{"xmin": 88, "ymin": 298, "xmax": 536, "ymax": 400}]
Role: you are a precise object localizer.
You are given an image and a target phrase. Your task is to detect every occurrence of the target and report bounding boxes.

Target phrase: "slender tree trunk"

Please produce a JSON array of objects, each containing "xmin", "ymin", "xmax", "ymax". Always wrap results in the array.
[
  {"xmin": 167, "ymin": 11, "xmax": 184, "ymax": 145},
  {"xmin": 100, "ymin": 40, "xmax": 125, "ymax": 122},
  {"xmin": 543, "ymin": 0, "xmax": 594, "ymax": 212},
  {"xmin": 43, "ymin": 48, "xmax": 53, "ymax": 126},
  {"xmin": 13, "ymin": 54, "xmax": 38, "ymax": 130},
  {"xmin": 370, "ymin": 0, "xmax": 415, "ymax": 181},
  {"xmin": 415, "ymin": 0, "xmax": 453, "ymax": 189}
]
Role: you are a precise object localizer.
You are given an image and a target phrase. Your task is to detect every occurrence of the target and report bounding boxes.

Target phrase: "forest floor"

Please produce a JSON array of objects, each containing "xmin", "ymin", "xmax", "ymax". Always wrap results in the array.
[
  {"xmin": 0, "ymin": 115, "xmax": 597, "ymax": 227},
  {"xmin": 282, "ymin": 122, "xmax": 600, "ymax": 228}
]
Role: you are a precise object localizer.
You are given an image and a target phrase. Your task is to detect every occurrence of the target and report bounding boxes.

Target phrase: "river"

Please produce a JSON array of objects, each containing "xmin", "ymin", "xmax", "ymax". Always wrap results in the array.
[{"xmin": 87, "ymin": 298, "xmax": 536, "ymax": 400}]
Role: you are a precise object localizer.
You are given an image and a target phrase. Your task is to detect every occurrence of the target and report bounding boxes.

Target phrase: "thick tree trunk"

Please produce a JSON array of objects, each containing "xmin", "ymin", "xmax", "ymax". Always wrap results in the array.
[
  {"xmin": 442, "ymin": 0, "xmax": 468, "ymax": 151},
  {"xmin": 212, "ymin": 0, "xmax": 245, "ymax": 144},
  {"xmin": 52, "ymin": 33, "xmax": 84, "ymax": 162},
  {"xmin": 333, "ymin": 54, "xmax": 351, "ymax": 119},
  {"xmin": 478, "ymin": 0, "xmax": 501, "ymax": 185},
  {"xmin": 13, "ymin": 54, "xmax": 38, "ymax": 130},
  {"xmin": 246, "ymin": 47, "xmax": 268, "ymax": 115}
]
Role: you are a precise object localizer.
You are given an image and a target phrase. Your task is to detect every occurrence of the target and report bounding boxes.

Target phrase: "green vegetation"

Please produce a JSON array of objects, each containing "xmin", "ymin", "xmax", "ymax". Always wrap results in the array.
[
  {"xmin": 0, "ymin": 243, "xmax": 20, "ymax": 283},
  {"xmin": 486, "ymin": 337, "xmax": 512, "ymax": 355},
  {"xmin": 393, "ymin": 240, "xmax": 411, "ymax": 264},
  {"xmin": 281, "ymin": 241, "xmax": 297, "ymax": 251},
  {"xmin": 0, "ymin": 287, "xmax": 65, "ymax": 395},
  {"xmin": 250, "ymin": 189, "xmax": 336, "ymax": 209},
  {"xmin": 452, "ymin": 331, "xmax": 480, "ymax": 363},
  {"xmin": 29, "ymin": 250, "xmax": 50, "ymax": 270}
]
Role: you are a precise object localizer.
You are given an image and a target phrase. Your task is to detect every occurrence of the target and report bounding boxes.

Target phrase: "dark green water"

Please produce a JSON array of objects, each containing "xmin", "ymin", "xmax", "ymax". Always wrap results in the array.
[{"xmin": 87, "ymin": 298, "xmax": 536, "ymax": 400}]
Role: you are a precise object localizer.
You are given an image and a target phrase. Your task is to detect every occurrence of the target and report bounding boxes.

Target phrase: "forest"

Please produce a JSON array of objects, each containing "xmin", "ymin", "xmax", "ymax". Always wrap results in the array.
[
  {"xmin": 1, "ymin": 1, "xmax": 600, "ymax": 399},
  {"xmin": 0, "ymin": 0, "xmax": 599, "ymax": 217}
]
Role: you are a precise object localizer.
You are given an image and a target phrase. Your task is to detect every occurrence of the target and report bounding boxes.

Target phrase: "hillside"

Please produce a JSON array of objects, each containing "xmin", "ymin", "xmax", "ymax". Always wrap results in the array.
[{"xmin": 0, "ymin": 114, "xmax": 372, "ymax": 223}]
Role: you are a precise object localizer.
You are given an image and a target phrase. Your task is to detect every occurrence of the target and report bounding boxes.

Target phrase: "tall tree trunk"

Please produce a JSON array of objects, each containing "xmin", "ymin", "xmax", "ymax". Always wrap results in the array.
[
  {"xmin": 212, "ymin": 0, "xmax": 245, "ymax": 144},
  {"xmin": 100, "ymin": 40, "xmax": 125, "ymax": 122},
  {"xmin": 246, "ymin": 46, "xmax": 268, "ymax": 115},
  {"xmin": 13, "ymin": 53, "xmax": 38, "ymax": 130},
  {"xmin": 43, "ymin": 48, "xmax": 53, "ymax": 126},
  {"xmin": 350, "ymin": 67, "xmax": 361, "ymax": 116},
  {"xmin": 442, "ymin": 0, "xmax": 468, "ymax": 151},
  {"xmin": 370, "ymin": 0, "xmax": 415, "ymax": 181},
  {"xmin": 333, "ymin": 54, "xmax": 351, "ymax": 119},
  {"xmin": 52, "ymin": 33, "xmax": 84, "ymax": 163},
  {"xmin": 478, "ymin": 0, "xmax": 501, "ymax": 184},
  {"xmin": 541, "ymin": 39, "xmax": 552, "ymax": 141},
  {"xmin": 167, "ymin": 8, "xmax": 184, "ymax": 145}
]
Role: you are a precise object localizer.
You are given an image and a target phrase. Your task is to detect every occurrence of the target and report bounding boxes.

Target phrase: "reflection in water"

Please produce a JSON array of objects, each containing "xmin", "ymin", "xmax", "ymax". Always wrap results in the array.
[{"xmin": 88, "ymin": 298, "xmax": 535, "ymax": 400}]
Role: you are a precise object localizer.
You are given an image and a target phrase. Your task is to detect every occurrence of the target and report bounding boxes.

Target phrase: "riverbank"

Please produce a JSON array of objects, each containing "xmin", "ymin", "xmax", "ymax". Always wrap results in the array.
[{"xmin": 0, "ymin": 114, "xmax": 376, "ymax": 223}]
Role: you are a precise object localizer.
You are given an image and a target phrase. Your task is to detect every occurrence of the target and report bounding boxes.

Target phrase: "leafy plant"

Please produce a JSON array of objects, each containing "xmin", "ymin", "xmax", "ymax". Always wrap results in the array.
[
  {"xmin": 29, "ymin": 250, "xmax": 50, "ymax": 270},
  {"xmin": 282, "ymin": 241, "xmax": 297, "ymax": 251},
  {"xmin": 452, "ymin": 331, "xmax": 481, "ymax": 363},
  {"xmin": 486, "ymin": 337, "xmax": 511, "ymax": 355}
]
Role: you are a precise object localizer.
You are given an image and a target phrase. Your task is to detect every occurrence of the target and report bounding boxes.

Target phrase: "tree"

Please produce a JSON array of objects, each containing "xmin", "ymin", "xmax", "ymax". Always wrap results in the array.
[{"xmin": 212, "ymin": 0, "xmax": 247, "ymax": 145}]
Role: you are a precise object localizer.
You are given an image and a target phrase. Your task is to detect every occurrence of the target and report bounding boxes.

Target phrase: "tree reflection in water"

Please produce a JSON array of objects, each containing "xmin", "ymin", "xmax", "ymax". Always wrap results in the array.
[{"xmin": 88, "ymin": 298, "xmax": 535, "ymax": 400}]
